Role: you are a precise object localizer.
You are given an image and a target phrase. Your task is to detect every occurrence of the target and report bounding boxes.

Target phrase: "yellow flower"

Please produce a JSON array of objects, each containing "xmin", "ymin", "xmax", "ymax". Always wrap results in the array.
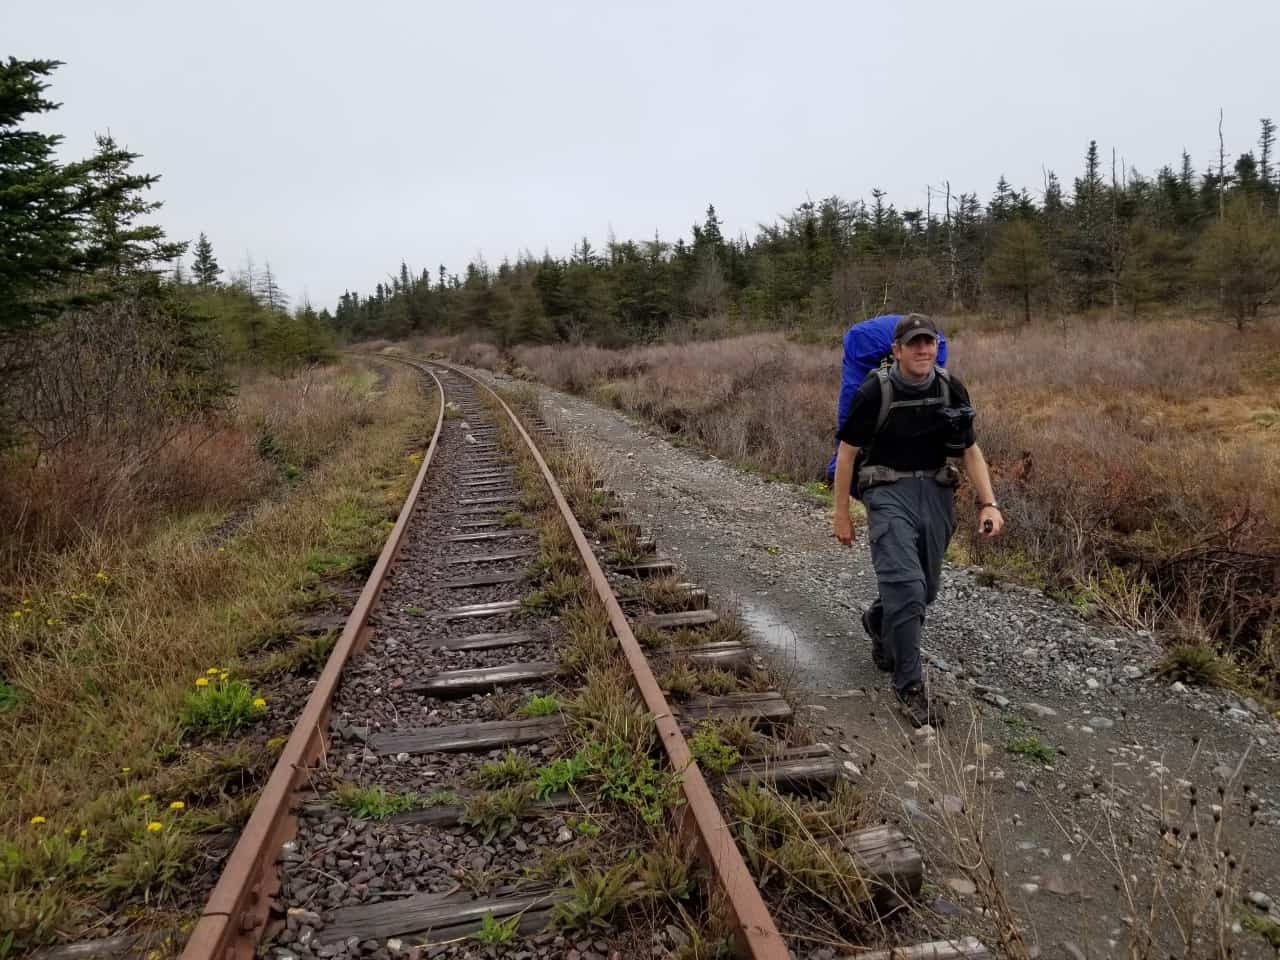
[
  {"xmin": 137, "ymin": 794, "xmax": 152, "ymax": 803},
  {"xmin": 11, "ymin": 610, "xmax": 22, "ymax": 619},
  {"xmin": 147, "ymin": 821, "xmax": 163, "ymax": 832},
  {"xmin": 121, "ymin": 767, "xmax": 131, "ymax": 774},
  {"xmin": 195, "ymin": 677, "xmax": 209, "ymax": 687},
  {"xmin": 46, "ymin": 618, "xmax": 55, "ymax": 626},
  {"xmin": 217, "ymin": 547, "xmax": 225, "ymax": 553},
  {"xmin": 30, "ymin": 816, "xmax": 46, "ymax": 825},
  {"xmin": 253, "ymin": 697, "xmax": 267, "ymax": 709},
  {"xmin": 206, "ymin": 667, "xmax": 220, "ymax": 675},
  {"xmin": 169, "ymin": 801, "xmax": 185, "ymax": 811},
  {"xmin": 80, "ymin": 828, "xmax": 89, "ymax": 838},
  {"xmin": 22, "ymin": 598, "xmax": 31, "ymax": 605},
  {"xmin": 95, "ymin": 571, "xmax": 108, "ymax": 581},
  {"xmin": 219, "ymin": 673, "xmax": 229, "ymax": 683}
]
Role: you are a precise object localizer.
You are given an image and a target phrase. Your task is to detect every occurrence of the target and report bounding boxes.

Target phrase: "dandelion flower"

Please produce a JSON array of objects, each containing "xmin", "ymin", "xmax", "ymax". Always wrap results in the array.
[
  {"xmin": 219, "ymin": 672, "xmax": 229, "ymax": 681},
  {"xmin": 195, "ymin": 677, "xmax": 210, "ymax": 687},
  {"xmin": 217, "ymin": 547, "xmax": 225, "ymax": 553},
  {"xmin": 207, "ymin": 667, "xmax": 220, "ymax": 675},
  {"xmin": 137, "ymin": 793, "xmax": 152, "ymax": 803},
  {"xmin": 22, "ymin": 598, "xmax": 32, "ymax": 605},
  {"xmin": 169, "ymin": 801, "xmax": 185, "ymax": 811},
  {"xmin": 80, "ymin": 828, "xmax": 89, "ymax": 838},
  {"xmin": 147, "ymin": 821, "xmax": 163, "ymax": 832},
  {"xmin": 11, "ymin": 610, "xmax": 22, "ymax": 619},
  {"xmin": 46, "ymin": 618, "xmax": 55, "ymax": 626},
  {"xmin": 121, "ymin": 767, "xmax": 131, "ymax": 774},
  {"xmin": 95, "ymin": 571, "xmax": 108, "ymax": 581},
  {"xmin": 253, "ymin": 697, "xmax": 267, "ymax": 708},
  {"xmin": 30, "ymin": 816, "xmax": 46, "ymax": 825}
]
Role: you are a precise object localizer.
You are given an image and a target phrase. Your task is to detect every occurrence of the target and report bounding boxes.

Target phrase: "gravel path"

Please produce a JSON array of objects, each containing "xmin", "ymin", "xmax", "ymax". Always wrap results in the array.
[{"xmin": 488, "ymin": 373, "xmax": 1280, "ymax": 960}]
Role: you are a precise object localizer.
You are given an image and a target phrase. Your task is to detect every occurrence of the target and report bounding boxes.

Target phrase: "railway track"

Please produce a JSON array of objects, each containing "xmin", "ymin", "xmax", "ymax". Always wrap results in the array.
[{"xmin": 179, "ymin": 357, "xmax": 990, "ymax": 960}]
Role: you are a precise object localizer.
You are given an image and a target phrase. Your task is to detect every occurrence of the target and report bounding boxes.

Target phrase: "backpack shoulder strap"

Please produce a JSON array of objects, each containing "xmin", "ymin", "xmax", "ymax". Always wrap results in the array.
[
  {"xmin": 874, "ymin": 367, "xmax": 893, "ymax": 434},
  {"xmin": 935, "ymin": 364, "xmax": 951, "ymax": 407}
]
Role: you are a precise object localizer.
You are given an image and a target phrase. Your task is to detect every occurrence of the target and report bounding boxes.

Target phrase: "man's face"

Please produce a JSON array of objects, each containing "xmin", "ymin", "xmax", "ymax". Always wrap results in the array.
[{"xmin": 892, "ymin": 335, "xmax": 938, "ymax": 378}]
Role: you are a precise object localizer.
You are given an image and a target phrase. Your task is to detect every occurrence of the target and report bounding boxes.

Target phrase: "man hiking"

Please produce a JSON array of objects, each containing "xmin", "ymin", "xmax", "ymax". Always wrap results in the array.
[{"xmin": 831, "ymin": 313, "xmax": 1004, "ymax": 727}]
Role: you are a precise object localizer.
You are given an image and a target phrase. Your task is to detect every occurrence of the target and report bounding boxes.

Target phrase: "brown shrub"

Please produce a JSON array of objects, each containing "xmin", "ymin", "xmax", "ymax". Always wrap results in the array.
[
  {"xmin": 511, "ymin": 321, "xmax": 1280, "ymax": 680},
  {"xmin": 0, "ymin": 362, "xmax": 390, "ymax": 579}
]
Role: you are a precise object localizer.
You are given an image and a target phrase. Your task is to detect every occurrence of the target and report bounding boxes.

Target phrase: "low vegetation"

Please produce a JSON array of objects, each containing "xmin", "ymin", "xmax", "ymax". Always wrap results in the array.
[
  {"xmin": 512, "ymin": 319, "xmax": 1280, "ymax": 694},
  {"xmin": 0, "ymin": 362, "xmax": 428, "ymax": 950}
]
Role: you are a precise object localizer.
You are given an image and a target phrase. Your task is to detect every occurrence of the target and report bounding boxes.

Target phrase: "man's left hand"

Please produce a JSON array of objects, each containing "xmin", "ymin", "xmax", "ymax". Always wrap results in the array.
[{"xmin": 979, "ymin": 506, "xmax": 1004, "ymax": 538}]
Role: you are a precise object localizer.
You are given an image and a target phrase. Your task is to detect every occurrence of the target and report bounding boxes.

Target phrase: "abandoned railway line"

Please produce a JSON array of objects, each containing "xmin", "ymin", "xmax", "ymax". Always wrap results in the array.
[{"xmin": 176, "ymin": 357, "xmax": 988, "ymax": 960}]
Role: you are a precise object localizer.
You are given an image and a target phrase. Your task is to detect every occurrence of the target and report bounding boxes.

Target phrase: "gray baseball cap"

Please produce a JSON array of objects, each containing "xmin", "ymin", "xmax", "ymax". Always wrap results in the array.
[{"xmin": 893, "ymin": 313, "xmax": 939, "ymax": 344}]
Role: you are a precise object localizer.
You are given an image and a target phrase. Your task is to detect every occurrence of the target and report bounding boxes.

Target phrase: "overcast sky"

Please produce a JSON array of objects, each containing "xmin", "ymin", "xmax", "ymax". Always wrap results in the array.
[{"xmin": 7, "ymin": 1, "xmax": 1278, "ymax": 310}]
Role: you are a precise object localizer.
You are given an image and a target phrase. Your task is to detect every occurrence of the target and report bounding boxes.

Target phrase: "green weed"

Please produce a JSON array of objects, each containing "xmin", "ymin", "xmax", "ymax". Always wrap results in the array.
[
  {"xmin": 461, "ymin": 785, "xmax": 535, "ymax": 843},
  {"xmin": 552, "ymin": 862, "xmax": 635, "ymax": 933},
  {"xmin": 520, "ymin": 693, "xmax": 562, "ymax": 717},
  {"xmin": 471, "ymin": 911, "xmax": 520, "ymax": 945},
  {"xmin": 98, "ymin": 821, "xmax": 190, "ymax": 904},
  {"xmin": 180, "ymin": 673, "xmax": 266, "ymax": 738},
  {"xmin": 1006, "ymin": 734, "xmax": 1056, "ymax": 765},
  {"xmin": 470, "ymin": 751, "xmax": 537, "ymax": 790},
  {"xmin": 335, "ymin": 783, "xmax": 431, "ymax": 820},
  {"xmin": 0, "ymin": 679, "xmax": 22, "ymax": 712},
  {"xmin": 689, "ymin": 723, "xmax": 741, "ymax": 775},
  {"xmin": 1157, "ymin": 643, "xmax": 1231, "ymax": 687},
  {"xmin": 534, "ymin": 753, "xmax": 590, "ymax": 800},
  {"xmin": 521, "ymin": 573, "xmax": 587, "ymax": 615}
]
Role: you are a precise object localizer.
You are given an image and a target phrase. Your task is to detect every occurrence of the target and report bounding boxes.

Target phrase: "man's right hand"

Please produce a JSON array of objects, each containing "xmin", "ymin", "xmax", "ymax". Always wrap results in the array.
[{"xmin": 834, "ymin": 513, "xmax": 855, "ymax": 546}]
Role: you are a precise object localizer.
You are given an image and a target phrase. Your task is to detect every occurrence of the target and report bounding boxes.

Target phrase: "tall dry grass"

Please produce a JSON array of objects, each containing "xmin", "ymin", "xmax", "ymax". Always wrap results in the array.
[
  {"xmin": 0, "ymin": 361, "xmax": 429, "ymax": 948},
  {"xmin": 515, "ymin": 318, "xmax": 1280, "ymax": 683},
  {"xmin": 0, "ymin": 364, "xmax": 384, "ymax": 577}
]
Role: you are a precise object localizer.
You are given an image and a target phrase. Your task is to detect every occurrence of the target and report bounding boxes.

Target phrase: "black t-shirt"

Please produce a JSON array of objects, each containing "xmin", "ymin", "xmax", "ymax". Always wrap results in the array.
[{"xmin": 836, "ymin": 372, "xmax": 977, "ymax": 470}]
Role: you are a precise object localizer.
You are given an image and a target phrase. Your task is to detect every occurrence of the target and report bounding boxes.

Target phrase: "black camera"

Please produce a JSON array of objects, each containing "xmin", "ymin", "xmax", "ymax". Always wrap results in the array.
[{"xmin": 939, "ymin": 404, "xmax": 975, "ymax": 452}]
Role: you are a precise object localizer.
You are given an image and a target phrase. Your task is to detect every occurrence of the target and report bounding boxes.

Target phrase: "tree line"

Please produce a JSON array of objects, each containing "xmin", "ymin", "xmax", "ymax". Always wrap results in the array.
[
  {"xmin": 336, "ymin": 124, "xmax": 1280, "ymax": 346},
  {"xmin": 0, "ymin": 57, "xmax": 335, "ymax": 455}
]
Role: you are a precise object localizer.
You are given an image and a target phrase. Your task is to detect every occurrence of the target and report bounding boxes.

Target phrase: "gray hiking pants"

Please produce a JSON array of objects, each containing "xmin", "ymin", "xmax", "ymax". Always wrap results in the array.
[{"xmin": 863, "ymin": 477, "xmax": 956, "ymax": 693}]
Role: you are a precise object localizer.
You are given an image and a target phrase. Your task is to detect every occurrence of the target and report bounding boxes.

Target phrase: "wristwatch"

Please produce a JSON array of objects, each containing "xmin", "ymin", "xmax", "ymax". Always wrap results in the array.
[{"xmin": 977, "ymin": 501, "xmax": 1000, "ymax": 510}]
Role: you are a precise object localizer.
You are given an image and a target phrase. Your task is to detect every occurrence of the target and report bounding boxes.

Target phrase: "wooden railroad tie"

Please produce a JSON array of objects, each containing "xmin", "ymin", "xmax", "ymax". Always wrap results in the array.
[
  {"xmin": 321, "ymin": 888, "xmax": 566, "ymax": 944},
  {"xmin": 614, "ymin": 559, "xmax": 677, "ymax": 579},
  {"xmin": 368, "ymin": 715, "xmax": 567, "ymax": 754},
  {"xmin": 445, "ymin": 529, "xmax": 535, "ymax": 543},
  {"xmin": 637, "ymin": 609, "xmax": 719, "ymax": 630},
  {"xmin": 432, "ymin": 629, "xmax": 539, "ymax": 651},
  {"xmin": 443, "ymin": 571, "xmax": 526, "ymax": 589},
  {"xmin": 437, "ymin": 598, "xmax": 523, "ymax": 619},
  {"xmin": 445, "ymin": 549, "xmax": 535, "ymax": 566},
  {"xmin": 408, "ymin": 661, "xmax": 560, "ymax": 696}
]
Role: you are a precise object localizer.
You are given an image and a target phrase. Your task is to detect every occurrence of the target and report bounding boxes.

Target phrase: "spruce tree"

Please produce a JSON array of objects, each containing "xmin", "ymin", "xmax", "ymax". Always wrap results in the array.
[
  {"xmin": 984, "ymin": 219, "xmax": 1052, "ymax": 323},
  {"xmin": 1, "ymin": 59, "xmax": 96, "ymax": 342},
  {"xmin": 191, "ymin": 232, "xmax": 222, "ymax": 286},
  {"xmin": 84, "ymin": 133, "xmax": 185, "ymax": 276}
]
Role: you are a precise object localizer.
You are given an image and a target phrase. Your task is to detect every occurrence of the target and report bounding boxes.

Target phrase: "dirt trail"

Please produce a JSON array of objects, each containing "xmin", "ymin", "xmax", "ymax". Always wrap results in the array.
[{"xmin": 481, "ymin": 371, "xmax": 1280, "ymax": 960}]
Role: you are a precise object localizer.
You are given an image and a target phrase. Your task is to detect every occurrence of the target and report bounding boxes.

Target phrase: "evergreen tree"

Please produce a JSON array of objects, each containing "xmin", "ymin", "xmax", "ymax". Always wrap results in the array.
[
  {"xmin": 1196, "ymin": 196, "xmax": 1280, "ymax": 329},
  {"xmin": 84, "ymin": 133, "xmax": 186, "ymax": 276},
  {"xmin": 191, "ymin": 232, "xmax": 222, "ymax": 286},
  {"xmin": 1, "ymin": 59, "xmax": 98, "ymax": 344},
  {"xmin": 984, "ymin": 219, "xmax": 1052, "ymax": 323}
]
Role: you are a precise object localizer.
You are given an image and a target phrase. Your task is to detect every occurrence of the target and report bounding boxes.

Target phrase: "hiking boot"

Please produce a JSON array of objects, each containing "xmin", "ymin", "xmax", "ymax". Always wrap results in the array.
[
  {"xmin": 896, "ymin": 685, "xmax": 945, "ymax": 728},
  {"xmin": 861, "ymin": 606, "xmax": 893, "ymax": 673}
]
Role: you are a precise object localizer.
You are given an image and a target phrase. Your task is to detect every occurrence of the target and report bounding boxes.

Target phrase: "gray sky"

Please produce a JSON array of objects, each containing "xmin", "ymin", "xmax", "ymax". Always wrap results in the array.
[{"xmin": 7, "ymin": 0, "xmax": 1278, "ymax": 310}]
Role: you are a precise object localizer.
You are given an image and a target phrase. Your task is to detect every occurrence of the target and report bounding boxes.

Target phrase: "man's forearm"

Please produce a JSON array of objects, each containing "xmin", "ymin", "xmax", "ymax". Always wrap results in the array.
[
  {"xmin": 834, "ymin": 442, "xmax": 858, "ymax": 516},
  {"xmin": 961, "ymin": 444, "xmax": 996, "ymax": 504}
]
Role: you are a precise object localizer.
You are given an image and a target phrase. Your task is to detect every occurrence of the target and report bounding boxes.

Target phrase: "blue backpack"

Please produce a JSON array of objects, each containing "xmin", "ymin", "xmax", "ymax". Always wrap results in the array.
[{"xmin": 825, "ymin": 314, "xmax": 949, "ymax": 494}]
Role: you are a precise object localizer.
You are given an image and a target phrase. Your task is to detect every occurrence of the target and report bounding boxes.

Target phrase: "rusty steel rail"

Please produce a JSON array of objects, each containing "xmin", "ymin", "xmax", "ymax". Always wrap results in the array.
[
  {"xmin": 437, "ymin": 360, "xmax": 790, "ymax": 960},
  {"xmin": 181, "ymin": 362, "xmax": 445, "ymax": 960}
]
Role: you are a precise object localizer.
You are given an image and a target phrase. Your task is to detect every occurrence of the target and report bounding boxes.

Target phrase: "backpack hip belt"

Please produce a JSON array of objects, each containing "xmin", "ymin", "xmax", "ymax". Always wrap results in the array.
[{"xmin": 858, "ymin": 463, "xmax": 959, "ymax": 492}]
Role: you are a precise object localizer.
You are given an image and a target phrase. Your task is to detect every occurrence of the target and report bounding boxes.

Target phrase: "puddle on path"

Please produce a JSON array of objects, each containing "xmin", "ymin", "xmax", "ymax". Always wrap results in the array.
[{"xmin": 737, "ymin": 597, "xmax": 823, "ymax": 678}]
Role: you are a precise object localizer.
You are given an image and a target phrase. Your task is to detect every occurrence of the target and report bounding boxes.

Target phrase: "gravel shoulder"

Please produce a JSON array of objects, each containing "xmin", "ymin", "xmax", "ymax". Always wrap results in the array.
[{"xmin": 490, "ymin": 373, "xmax": 1280, "ymax": 959}]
